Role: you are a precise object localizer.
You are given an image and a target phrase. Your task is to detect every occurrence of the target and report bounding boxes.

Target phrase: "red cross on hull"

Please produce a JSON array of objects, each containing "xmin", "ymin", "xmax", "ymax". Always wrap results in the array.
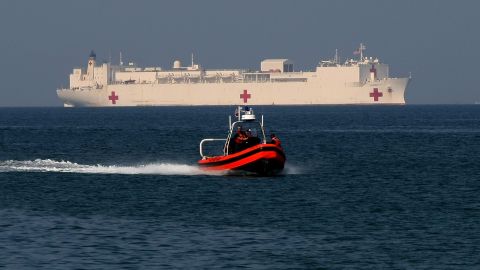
[
  {"xmin": 369, "ymin": 88, "xmax": 383, "ymax": 102},
  {"xmin": 240, "ymin": 89, "xmax": 251, "ymax": 103},
  {"xmin": 108, "ymin": 91, "xmax": 119, "ymax": 104}
]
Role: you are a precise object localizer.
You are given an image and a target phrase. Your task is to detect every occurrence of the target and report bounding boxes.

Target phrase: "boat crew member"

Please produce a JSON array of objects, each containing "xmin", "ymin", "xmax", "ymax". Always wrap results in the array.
[
  {"xmin": 231, "ymin": 127, "xmax": 247, "ymax": 152},
  {"xmin": 235, "ymin": 131, "xmax": 248, "ymax": 144},
  {"xmin": 234, "ymin": 127, "xmax": 245, "ymax": 143},
  {"xmin": 270, "ymin": 133, "xmax": 281, "ymax": 147}
]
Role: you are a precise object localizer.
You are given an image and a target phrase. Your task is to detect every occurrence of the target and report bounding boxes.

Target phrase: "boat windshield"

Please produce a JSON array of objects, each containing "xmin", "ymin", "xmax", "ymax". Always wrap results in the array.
[
  {"xmin": 225, "ymin": 121, "xmax": 265, "ymax": 155},
  {"xmin": 231, "ymin": 121, "xmax": 264, "ymax": 139}
]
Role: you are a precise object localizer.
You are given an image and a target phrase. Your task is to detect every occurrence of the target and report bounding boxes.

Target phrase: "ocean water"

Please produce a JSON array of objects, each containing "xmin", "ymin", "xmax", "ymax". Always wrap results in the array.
[{"xmin": 0, "ymin": 105, "xmax": 479, "ymax": 269}]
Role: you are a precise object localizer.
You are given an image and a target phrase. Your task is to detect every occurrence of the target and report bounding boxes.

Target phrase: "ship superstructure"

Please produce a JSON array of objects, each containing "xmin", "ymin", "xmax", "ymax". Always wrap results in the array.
[{"xmin": 57, "ymin": 44, "xmax": 410, "ymax": 106}]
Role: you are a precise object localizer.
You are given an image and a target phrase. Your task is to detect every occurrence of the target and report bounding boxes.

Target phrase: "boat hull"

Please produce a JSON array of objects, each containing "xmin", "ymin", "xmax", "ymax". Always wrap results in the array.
[{"xmin": 198, "ymin": 144, "xmax": 285, "ymax": 175}]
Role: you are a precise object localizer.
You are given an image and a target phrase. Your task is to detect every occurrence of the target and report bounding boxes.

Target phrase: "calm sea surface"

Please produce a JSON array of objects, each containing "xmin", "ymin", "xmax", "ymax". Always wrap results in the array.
[{"xmin": 1, "ymin": 106, "xmax": 479, "ymax": 269}]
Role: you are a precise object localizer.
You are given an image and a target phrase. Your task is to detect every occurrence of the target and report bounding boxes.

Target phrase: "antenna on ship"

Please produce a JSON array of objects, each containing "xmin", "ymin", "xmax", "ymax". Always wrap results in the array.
[
  {"xmin": 334, "ymin": 49, "xmax": 339, "ymax": 64},
  {"xmin": 119, "ymin": 51, "xmax": 123, "ymax": 66},
  {"xmin": 191, "ymin": 52, "xmax": 194, "ymax": 68}
]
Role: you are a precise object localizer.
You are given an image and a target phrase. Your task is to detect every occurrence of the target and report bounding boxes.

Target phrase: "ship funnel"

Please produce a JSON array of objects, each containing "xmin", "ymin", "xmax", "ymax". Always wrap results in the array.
[{"xmin": 89, "ymin": 50, "xmax": 96, "ymax": 59}]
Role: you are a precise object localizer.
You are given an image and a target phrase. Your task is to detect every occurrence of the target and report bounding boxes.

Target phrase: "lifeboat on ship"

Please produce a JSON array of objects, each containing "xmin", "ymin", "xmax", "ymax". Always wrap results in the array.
[{"xmin": 198, "ymin": 106, "xmax": 285, "ymax": 175}]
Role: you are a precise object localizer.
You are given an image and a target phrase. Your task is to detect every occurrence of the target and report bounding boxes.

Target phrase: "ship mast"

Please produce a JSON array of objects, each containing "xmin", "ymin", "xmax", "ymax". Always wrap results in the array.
[{"xmin": 359, "ymin": 43, "xmax": 366, "ymax": 61}]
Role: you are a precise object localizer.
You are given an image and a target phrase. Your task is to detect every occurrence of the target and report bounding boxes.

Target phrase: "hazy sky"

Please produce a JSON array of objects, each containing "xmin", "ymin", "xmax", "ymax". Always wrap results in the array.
[{"xmin": 1, "ymin": 0, "xmax": 479, "ymax": 106}]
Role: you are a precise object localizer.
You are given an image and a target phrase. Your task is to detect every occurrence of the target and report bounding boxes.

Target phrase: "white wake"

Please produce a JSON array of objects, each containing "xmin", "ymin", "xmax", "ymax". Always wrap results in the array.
[
  {"xmin": 282, "ymin": 164, "xmax": 302, "ymax": 175},
  {"xmin": 0, "ymin": 159, "xmax": 212, "ymax": 175}
]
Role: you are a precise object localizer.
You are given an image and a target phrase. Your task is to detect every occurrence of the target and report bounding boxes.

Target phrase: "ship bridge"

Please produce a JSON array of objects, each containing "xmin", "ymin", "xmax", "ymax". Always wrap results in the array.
[{"xmin": 260, "ymin": 59, "xmax": 294, "ymax": 73}]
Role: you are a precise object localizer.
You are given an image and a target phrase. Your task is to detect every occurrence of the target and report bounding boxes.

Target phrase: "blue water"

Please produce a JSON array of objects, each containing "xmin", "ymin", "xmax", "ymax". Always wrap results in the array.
[{"xmin": 1, "ymin": 106, "xmax": 479, "ymax": 269}]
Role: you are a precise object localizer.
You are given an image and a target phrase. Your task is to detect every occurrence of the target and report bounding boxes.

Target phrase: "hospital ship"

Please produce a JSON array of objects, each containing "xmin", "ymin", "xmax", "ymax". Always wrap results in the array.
[{"xmin": 57, "ymin": 44, "xmax": 410, "ymax": 107}]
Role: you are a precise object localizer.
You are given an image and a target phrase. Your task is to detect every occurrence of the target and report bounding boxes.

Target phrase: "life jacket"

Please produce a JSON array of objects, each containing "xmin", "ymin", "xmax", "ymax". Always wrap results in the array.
[
  {"xmin": 234, "ymin": 136, "xmax": 243, "ymax": 144},
  {"xmin": 235, "ymin": 132, "xmax": 247, "ymax": 144}
]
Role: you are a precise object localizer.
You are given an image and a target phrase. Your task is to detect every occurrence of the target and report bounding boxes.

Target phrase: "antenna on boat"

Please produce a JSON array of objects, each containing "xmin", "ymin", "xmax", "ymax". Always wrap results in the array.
[
  {"xmin": 119, "ymin": 51, "xmax": 123, "ymax": 66},
  {"xmin": 236, "ymin": 106, "xmax": 241, "ymax": 121}
]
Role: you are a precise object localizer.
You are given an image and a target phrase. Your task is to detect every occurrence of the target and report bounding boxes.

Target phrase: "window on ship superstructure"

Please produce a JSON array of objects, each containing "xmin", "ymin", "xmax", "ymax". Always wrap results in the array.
[
  {"xmin": 283, "ymin": 64, "xmax": 293, "ymax": 72},
  {"xmin": 258, "ymin": 74, "xmax": 270, "ymax": 82},
  {"xmin": 244, "ymin": 73, "xmax": 270, "ymax": 82}
]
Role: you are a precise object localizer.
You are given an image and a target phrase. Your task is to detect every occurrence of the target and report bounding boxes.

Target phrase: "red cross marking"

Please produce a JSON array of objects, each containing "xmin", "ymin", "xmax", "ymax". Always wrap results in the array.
[
  {"xmin": 370, "ymin": 64, "xmax": 377, "ymax": 79},
  {"xmin": 108, "ymin": 91, "xmax": 119, "ymax": 104},
  {"xmin": 369, "ymin": 88, "xmax": 383, "ymax": 102},
  {"xmin": 240, "ymin": 89, "xmax": 251, "ymax": 103}
]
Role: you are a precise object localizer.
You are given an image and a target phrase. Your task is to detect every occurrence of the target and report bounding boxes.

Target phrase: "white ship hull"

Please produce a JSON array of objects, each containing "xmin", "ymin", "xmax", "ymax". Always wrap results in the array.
[
  {"xmin": 57, "ymin": 78, "xmax": 408, "ymax": 107},
  {"xmin": 57, "ymin": 47, "xmax": 410, "ymax": 107}
]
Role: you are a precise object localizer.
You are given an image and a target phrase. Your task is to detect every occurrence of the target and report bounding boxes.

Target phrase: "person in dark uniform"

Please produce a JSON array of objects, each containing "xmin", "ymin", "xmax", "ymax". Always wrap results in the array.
[
  {"xmin": 270, "ymin": 133, "xmax": 281, "ymax": 147},
  {"xmin": 235, "ymin": 130, "xmax": 248, "ymax": 151}
]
